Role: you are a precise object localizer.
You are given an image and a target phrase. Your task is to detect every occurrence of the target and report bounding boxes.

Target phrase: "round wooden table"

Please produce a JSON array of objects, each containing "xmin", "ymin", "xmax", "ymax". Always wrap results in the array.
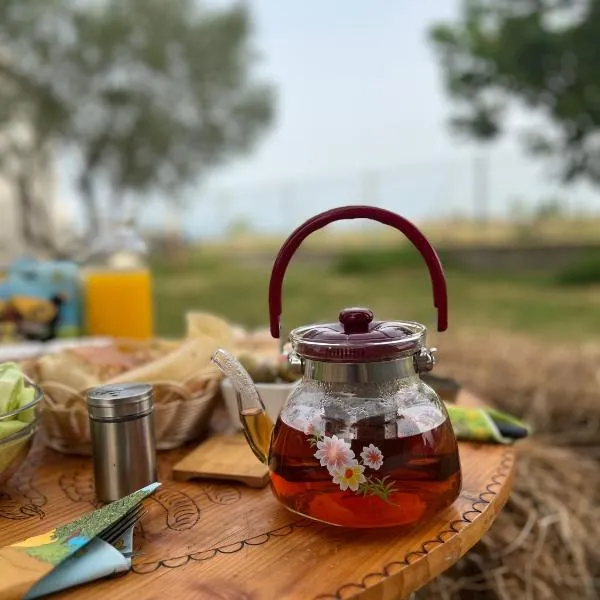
[{"xmin": 0, "ymin": 390, "xmax": 515, "ymax": 600}]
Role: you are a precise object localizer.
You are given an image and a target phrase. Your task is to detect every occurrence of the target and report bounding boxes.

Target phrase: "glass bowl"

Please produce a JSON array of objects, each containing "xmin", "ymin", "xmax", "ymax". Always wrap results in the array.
[
  {"xmin": 221, "ymin": 377, "xmax": 300, "ymax": 429},
  {"xmin": 0, "ymin": 380, "xmax": 43, "ymax": 486}
]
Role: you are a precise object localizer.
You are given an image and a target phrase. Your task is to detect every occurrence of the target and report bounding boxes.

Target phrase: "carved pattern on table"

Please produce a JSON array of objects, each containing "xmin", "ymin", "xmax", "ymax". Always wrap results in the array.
[
  {"xmin": 313, "ymin": 449, "xmax": 515, "ymax": 600},
  {"xmin": 133, "ymin": 519, "xmax": 314, "ymax": 574},
  {"xmin": 123, "ymin": 446, "xmax": 514, "ymax": 600},
  {"xmin": 0, "ymin": 444, "xmax": 47, "ymax": 520}
]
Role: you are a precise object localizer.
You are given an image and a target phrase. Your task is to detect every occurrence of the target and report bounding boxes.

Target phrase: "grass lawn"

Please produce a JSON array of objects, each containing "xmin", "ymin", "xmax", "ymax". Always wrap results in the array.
[{"xmin": 151, "ymin": 249, "xmax": 600, "ymax": 343}]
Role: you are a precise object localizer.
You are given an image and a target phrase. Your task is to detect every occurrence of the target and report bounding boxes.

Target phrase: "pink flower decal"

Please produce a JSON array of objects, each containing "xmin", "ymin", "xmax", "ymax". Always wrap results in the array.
[
  {"xmin": 360, "ymin": 444, "xmax": 384, "ymax": 470},
  {"xmin": 332, "ymin": 463, "xmax": 366, "ymax": 492},
  {"xmin": 314, "ymin": 435, "xmax": 355, "ymax": 473},
  {"xmin": 307, "ymin": 430, "xmax": 397, "ymax": 502}
]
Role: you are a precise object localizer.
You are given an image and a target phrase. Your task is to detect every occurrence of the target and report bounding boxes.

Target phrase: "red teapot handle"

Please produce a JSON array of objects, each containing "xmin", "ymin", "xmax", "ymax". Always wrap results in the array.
[{"xmin": 268, "ymin": 205, "xmax": 448, "ymax": 337}]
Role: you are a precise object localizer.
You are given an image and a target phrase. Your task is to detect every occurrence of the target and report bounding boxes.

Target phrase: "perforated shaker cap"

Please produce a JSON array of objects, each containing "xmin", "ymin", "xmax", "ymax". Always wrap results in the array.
[{"xmin": 87, "ymin": 383, "xmax": 153, "ymax": 421}]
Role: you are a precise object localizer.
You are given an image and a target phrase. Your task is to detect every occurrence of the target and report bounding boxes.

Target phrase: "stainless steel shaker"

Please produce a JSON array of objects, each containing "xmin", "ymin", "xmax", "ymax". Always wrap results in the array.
[{"xmin": 87, "ymin": 383, "xmax": 157, "ymax": 502}]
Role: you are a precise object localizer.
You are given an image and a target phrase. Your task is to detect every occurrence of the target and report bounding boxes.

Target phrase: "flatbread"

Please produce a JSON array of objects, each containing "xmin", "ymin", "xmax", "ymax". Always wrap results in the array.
[
  {"xmin": 36, "ymin": 353, "xmax": 101, "ymax": 393},
  {"xmin": 31, "ymin": 311, "xmax": 236, "ymax": 405},
  {"xmin": 186, "ymin": 312, "xmax": 234, "ymax": 346},
  {"xmin": 105, "ymin": 335, "xmax": 224, "ymax": 388}
]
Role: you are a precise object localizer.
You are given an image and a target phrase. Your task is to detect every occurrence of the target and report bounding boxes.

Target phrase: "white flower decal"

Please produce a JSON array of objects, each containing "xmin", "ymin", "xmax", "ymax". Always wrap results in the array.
[
  {"xmin": 331, "ymin": 463, "xmax": 366, "ymax": 492},
  {"xmin": 306, "ymin": 426, "xmax": 398, "ymax": 503},
  {"xmin": 360, "ymin": 444, "xmax": 384, "ymax": 470},
  {"xmin": 314, "ymin": 435, "xmax": 355, "ymax": 474}
]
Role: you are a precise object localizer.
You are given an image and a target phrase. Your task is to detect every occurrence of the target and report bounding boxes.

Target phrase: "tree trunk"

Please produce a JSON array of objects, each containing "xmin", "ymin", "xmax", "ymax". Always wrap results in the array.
[
  {"xmin": 16, "ymin": 172, "xmax": 60, "ymax": 257},
  {"xmin": 78, "ymin": 173, "xmax": 100, "ymax": 239},
  {"xmin": 13, "ymin": 142, "xmax": 77, "ymax": 259}
]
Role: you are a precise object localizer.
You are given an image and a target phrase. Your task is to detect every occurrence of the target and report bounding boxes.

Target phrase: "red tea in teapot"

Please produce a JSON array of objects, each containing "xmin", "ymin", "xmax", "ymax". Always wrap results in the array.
[{"xmin": 269, "ymin": 410, "xmax": 461, "ymax": 528}]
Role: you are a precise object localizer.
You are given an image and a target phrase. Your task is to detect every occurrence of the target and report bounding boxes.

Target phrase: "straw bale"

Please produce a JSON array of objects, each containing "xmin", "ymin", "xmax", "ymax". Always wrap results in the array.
[
  {"xmin": 417, "ymin": 441, "xmax": 600, "ymax": 599},
  {"xmin": 435, "ymin": 329, "xmax": 600, "ymax": 448},
  {"xmin": 416, "ymin": 330, "xmax": 600, "ymax": 599}
]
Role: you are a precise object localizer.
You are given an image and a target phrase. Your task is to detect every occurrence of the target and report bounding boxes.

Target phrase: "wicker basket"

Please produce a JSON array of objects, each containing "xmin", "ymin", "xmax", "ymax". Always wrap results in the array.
[{"xmin": 40, "ymin": 376, "xmax": 222, "ymax": 455}]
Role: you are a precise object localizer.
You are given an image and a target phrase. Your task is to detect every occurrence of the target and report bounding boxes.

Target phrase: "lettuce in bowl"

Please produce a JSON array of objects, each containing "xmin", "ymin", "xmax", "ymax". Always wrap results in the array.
[{"xmin": 0, "ymin": 362, "xmax": 42, "ymax": 484}]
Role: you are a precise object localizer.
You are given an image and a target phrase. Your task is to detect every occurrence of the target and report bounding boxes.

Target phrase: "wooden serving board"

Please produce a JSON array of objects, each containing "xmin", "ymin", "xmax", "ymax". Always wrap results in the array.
[
  {"xmin": 0, "ymin": 390, "xmax": 516, "ymax": 600},
  {"xmin": 172, "ymin": 433, "xmax": 270, "ymax": 488}
]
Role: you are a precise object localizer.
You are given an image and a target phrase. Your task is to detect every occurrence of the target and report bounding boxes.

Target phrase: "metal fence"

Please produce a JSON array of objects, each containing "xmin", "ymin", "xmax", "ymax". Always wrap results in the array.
[{"xmin": 146, "ymin": 151, "xmax": 600, "ymax": 240}]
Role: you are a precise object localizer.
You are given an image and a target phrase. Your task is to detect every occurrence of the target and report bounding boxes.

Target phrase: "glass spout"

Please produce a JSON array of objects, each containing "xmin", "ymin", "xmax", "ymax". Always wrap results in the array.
[{"xmin": 211, "ymin": 348, "xmax": 274, "ymax": 464}]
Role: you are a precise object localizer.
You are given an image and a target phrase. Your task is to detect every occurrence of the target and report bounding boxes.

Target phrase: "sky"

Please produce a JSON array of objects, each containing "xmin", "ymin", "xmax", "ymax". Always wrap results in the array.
[{"xmin": 60, "ymin": 0, "xmax": 598, "ymax": 239}]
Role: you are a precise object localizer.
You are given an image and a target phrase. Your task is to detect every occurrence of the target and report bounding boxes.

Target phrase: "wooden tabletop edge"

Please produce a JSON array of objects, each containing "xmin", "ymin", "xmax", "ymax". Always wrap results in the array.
[{"xmin": 312, "ymin": 446, "xmax": 517, "ymax": 600}]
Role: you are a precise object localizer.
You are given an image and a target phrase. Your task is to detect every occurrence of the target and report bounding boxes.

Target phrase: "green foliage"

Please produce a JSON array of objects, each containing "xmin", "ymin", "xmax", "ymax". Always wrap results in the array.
[
  {"xmin": 358, "ymin": 476, "xmax": 398, "ymax": 502},
  {"xmin": 555, "ymin": 251, "xmax": 600, "ymax": 286},
  {"xmin": 227, "ymin": 217, "xmax": 255, "ymax": 237},
  {"xmin": 333, "ymin": 245, "xmax": 449, "ymax": 275},
  {"xmin": 150, "ymin": 248, "xmax": 600, "ymax": 341},
  {"xmin": 308, "ymin": 435, "xmax": 320, "ymax": 448},
  {"xmin": 150, "ymin": 248, "xmax": 224, "ymax": 277},
  {"xmin": 0, "ymin": 0, "xmax": 274, "ymax": 240},
  {"xmin": 429, "ymin": 0, "xmax": 600, "ymax": 185},
  {"xmin": 533, "ymin": 197, "xmax": 565, "ymax": 221}
]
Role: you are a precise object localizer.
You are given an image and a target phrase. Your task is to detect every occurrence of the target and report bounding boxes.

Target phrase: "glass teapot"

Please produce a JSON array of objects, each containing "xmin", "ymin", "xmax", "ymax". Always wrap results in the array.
[{"xmin": 212, "ymin": 206, "xmax": 462, "ymax": 528}]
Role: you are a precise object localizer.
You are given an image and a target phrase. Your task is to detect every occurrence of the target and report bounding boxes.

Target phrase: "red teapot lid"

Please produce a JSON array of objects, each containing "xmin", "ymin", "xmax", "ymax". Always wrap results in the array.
[{"xmin": 289, "ymin": 307, "xmax": 426, "ymax": 362}]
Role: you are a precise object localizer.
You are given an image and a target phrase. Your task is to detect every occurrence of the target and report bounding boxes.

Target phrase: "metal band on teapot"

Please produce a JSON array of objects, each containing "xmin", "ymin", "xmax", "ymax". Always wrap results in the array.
[{"xmin": 302, "ymin": 355, "xmax": 420, "ymax": 384}]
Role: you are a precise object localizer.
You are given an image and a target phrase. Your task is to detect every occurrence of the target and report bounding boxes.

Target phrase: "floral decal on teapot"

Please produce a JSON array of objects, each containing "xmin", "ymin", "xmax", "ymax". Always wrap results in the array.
[{"xmin": 303, "ymin": 417, "xmax": 398, "ymax": 502}]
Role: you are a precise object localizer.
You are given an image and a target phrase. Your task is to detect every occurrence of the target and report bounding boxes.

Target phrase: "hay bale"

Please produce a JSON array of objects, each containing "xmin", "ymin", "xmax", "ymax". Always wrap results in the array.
[
  {"xmin": 414, "ymin": 329, "xmax": 600, "ymax": 599},
  {"xmin": 434, "ymin": 329, "xmax": 600, "ymax": 448},
  {"xmin": 417, "ymin": 440, "xmax": 600, "ymax": 600}
]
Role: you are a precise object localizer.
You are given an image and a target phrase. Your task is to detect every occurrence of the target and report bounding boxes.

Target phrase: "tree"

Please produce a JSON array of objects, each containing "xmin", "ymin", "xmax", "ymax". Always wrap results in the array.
[
  {"xmin": 429, "ymin": 0, "xmax": 600, "ymax": 186},
  {"xmin": 0, "ymin": 0, "xmax": 274, "ymax": 254}
]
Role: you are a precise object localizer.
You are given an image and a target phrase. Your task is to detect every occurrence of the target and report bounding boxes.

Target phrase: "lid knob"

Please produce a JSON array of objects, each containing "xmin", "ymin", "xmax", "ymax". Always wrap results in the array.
[{"xmin": 339, "ymin": 307, "xmax": 374, "ymax": 334}]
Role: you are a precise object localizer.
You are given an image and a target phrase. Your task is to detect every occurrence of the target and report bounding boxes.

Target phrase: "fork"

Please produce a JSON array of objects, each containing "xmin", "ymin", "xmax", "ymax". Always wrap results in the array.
[{"xmin": 98, "ymin": 505, "xmax": 145, "ymax": 548}]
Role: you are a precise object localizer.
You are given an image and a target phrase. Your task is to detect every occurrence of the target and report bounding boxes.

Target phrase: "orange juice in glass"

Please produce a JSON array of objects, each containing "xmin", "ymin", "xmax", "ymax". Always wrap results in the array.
[
  {"xmin": 84, "ymin": 268, "xmax": 153, "ymax": 339},
  {"xmin": 82, "ymin": 222, "xmax": 154, "ymax": 339}
]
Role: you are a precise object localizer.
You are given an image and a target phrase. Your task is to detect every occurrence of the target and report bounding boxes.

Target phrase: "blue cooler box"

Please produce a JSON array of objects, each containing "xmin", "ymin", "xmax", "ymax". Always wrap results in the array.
[{"xmin": 0, "ymin": 258, "xmax": 81, "ymax": 343}]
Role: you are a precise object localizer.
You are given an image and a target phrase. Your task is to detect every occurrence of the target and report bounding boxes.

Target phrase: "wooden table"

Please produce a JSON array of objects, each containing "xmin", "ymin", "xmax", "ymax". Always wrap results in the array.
[{"xmin": 0, "ymin": 391, "xmax": 515, "ymax": 600}]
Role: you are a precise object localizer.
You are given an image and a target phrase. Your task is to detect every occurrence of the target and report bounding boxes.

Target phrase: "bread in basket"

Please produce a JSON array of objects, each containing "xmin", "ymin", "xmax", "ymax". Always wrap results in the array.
[{"xmin": 22, "ymin": 313, "xmax": 234, "ymax": 455}]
